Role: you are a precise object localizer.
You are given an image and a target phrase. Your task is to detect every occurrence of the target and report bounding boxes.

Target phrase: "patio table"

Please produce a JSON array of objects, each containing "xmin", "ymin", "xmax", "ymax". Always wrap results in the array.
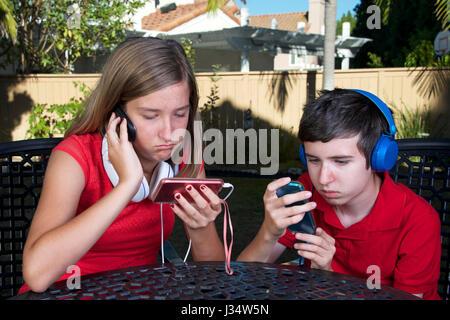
[{"xmin": 11, "ymin": 261, "xmax": 419, "ymax": 300}]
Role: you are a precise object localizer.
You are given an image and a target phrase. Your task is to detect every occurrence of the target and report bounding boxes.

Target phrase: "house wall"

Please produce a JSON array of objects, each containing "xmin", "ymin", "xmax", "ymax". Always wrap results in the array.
[
  {"xmin": 305, "ymin": 0, "xmax": 325, "ymax": 67},
  {"xmin": 274, "ymin": 53, "xmax": 290, "ymax": 70},
  {"xmin": 274, "ymin": 52, "xmax": 323, "ymax": 71},
  {"xmin": 1, "ymin": 68, "xmax": 447, "ymax": 142}
]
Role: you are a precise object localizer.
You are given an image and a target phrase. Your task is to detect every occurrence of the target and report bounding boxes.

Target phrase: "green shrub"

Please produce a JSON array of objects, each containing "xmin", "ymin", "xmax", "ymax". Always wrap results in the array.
[
  {"xmin": 392, "ymin": 102, "xmax": 431, "ymax": 139},
  {"xmin": 200, "ymin": 64, "xmax": 222, "ymax": 130},
  {"xmin": 26, "ymin": 82, "xmax": 90, "ymax": 139}
]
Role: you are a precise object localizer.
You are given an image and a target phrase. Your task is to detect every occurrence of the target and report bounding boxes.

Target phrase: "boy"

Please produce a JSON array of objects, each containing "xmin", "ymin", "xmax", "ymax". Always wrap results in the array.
[{"xmin": 238, "ymin": 89, "xmax": 441, "ymax": 300}]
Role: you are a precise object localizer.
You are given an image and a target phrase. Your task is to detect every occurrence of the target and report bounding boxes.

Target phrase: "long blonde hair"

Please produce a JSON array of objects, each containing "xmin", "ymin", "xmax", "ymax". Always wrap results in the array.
[{"xmin": 66, "ymin": 37, "xmax": 202, "ymax": 177}]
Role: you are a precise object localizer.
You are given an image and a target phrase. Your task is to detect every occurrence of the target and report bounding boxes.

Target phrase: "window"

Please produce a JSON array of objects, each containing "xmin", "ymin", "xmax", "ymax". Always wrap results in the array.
[{"xmin": 289, "ymin": 48, "xmax": 306, "ymax": 67}]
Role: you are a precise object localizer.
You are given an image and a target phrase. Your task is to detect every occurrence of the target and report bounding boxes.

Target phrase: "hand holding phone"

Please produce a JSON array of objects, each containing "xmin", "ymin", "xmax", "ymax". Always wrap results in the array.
[
  {"xmin": 276, "ymin": 181, "xmax": 316, "ymax": 235},
  {"xmin": 104, "ymin": 108, "xmax": 144, "ymax": 194},
  {"xmin": 113, "ymin": 105, "xmax": 137, "ymax": 142},
  {"xmin": 151, "ymin": 178, "xmax": 224, "ymax": 203}
]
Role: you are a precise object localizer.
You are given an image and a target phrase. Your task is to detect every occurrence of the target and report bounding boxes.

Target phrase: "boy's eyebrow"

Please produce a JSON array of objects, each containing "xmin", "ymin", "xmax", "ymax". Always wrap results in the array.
[
  {"xmin": 305, "ymin": 153, "xmax": 354, "ymax": 160},
  {"xmin": 137, "ymin": 105, "xmax": 189, "ymax": 112}
]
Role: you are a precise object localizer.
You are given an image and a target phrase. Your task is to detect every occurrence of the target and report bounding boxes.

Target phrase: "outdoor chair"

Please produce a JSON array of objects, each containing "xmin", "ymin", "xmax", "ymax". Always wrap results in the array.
[
  {"xmin": 0, "ymin": 138, "xmax": 181, "ymax": 299},
  {"xmin": 389, "ymin": 138, "xmax": 450, "ymax": 300}
]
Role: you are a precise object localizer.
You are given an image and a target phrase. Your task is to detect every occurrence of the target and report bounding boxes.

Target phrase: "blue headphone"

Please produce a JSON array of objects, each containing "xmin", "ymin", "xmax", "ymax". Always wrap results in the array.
[{"xmin": 298, "ymin": 89, "xmax": 399, "ymax": 171}]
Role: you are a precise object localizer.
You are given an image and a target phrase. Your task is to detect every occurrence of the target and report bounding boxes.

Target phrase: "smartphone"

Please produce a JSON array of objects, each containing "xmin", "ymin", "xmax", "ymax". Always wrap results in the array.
[
  {"xmin": 113, "ymin": 105, "xmax": 137, "ymax": 142},
  {"xmin": 151, "ymin": 177, "xmax": 224, "ymax": 203},
  {"xmin": 276, "ymin": 181, "xmax": 316, "ymax": 235}
]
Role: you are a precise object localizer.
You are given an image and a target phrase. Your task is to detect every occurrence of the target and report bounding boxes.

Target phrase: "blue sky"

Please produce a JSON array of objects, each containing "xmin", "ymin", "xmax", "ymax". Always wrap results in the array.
[{"xmin": 236, "ymin": 0, "xmax": 361, "ymax": 19}]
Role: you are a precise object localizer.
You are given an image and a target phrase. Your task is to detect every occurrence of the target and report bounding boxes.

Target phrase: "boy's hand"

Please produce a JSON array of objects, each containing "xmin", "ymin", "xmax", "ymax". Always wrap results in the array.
[
  {"xmin": 294, "ymin": 227, "xmax": 336, "ymax": 271},
  {"xmin": 262, "ymin": 177, "xmax": 316, "ymax": 240}
]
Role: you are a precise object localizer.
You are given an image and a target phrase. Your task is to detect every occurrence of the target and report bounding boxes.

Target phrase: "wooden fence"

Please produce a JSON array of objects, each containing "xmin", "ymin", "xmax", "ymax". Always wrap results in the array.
[{"xmin": 0, "ymin": 67, "xmax": 448, "ymax": 142}]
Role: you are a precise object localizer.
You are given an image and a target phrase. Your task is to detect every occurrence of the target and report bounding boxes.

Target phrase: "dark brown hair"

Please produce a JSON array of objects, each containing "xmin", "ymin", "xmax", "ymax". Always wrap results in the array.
[
  {"xmin": 66, "ymin": 37, "xmax": 202, "ymax": 177},
  {"xmin": 298, "ymin": 89, "xmax": 391, "ymax": 169}
]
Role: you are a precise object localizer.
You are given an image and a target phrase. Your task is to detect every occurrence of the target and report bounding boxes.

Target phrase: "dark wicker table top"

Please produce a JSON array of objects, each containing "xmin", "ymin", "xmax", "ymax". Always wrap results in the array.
[{"xmin": 12, "ymin": 261, "xmax": 419, "ymax": 300}]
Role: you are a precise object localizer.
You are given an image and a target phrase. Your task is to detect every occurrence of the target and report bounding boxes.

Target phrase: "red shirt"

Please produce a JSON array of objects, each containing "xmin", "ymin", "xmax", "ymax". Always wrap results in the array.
[
  {"xmin": 278, "ymin": 172, "xmax": 441, "ymax": 300},
  {"xmin": 19, "ymin": 133, "xmax": 198, "ymax": 294}
]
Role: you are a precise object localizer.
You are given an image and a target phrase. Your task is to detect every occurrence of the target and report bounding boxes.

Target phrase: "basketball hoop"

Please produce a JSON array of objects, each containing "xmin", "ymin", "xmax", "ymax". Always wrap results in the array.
[{"xmin": 434, "ymin": 30, "xmax": 450, "ymax": 57}]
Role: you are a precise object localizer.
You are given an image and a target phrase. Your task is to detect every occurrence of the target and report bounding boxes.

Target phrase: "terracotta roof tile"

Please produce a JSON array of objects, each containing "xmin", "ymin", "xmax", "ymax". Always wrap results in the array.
[
  {"xmin": 249, "ymin": 12, "xmax": 308, "ymax": 32},
  {"xmin": 141, "ymin": 0, "xmax": 240, "ymax": 32}
]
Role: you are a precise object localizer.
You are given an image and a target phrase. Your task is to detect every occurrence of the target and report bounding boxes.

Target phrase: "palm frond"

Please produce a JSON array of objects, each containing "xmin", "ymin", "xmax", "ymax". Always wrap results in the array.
[
  {"xmin": 374, "ymin": 0, "xmax": 393, "ymax": 25},
  {"xmin": 435, "ymin": 0, "xmax": 449, "ymax": 30},
  {"xmin": 0, "ymin": 0, "xmax": 17, "ymax": 43},
  {"xmin": 206, "ymin": 0, "xmax": 226, "ymax": 13}
]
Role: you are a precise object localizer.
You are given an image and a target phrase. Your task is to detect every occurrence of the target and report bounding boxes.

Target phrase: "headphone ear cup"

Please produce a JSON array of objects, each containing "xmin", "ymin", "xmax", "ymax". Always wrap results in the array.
[
  {"xmin": 101, "ymin": 135, "xmax": 152, "ymax": 202},
  {"xmin": 132, "ymin": 178, "xmax": 150, "ymax": 203},
  {"xmin": 371, "ymin": 135, "xmax": 399, "ymax": 171},
  {"xmin": 299, "ymin": 145, "xmax": 307, "ymax": 166}
]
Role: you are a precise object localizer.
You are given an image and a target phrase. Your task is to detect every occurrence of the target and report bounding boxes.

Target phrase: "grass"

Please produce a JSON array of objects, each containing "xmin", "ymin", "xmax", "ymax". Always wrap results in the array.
[{"xmin": 166, "ymin": 175, "xmax": 299, "ymax": 264}]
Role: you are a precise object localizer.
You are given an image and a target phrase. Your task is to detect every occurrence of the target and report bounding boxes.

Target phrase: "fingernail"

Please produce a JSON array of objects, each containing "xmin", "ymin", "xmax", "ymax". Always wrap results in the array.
[
  {"xmin": 186, "ymin": 185, "xmax": 192, "ymax": 191},
  {"xmin": 200, "ymin": 185, "xmax": 206, "ymax": 190},
  {"xmin": 175, "ymin": 193, "xmax": 181, "ymax": 200},
  {"xmin": 305, "ymin": 191, "xmax": 312, "ymax": 197},
  {"xmin": 170, "ymin": 204, "xmax": 174, "ymax": 208},
  {"xmin": 295, "ymin": 233, "xmax": 301, "ymax": 239}
]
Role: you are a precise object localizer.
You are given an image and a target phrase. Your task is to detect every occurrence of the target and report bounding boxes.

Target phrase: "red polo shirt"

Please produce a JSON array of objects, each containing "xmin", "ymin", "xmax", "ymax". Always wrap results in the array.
[{"xmin": 278, "ymin": 171, "xmax": 441, "ymax": 300}]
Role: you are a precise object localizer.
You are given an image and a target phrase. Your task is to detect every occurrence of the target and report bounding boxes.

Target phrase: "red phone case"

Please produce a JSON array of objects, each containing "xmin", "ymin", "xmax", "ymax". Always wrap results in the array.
[{"xmin": 151, "ymin": 178, "xmax": 224, "ymax": 203}]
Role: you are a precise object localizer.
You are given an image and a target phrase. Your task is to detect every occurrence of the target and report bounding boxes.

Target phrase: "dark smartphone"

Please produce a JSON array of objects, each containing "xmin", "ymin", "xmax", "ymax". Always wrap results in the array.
[
  {"xmin": 276, "ymin": 181, "xmax": 316, "ymax": 235},
  {"xmin": 113, "ymin": 105, "xmax": 137, "ymax": 142}
]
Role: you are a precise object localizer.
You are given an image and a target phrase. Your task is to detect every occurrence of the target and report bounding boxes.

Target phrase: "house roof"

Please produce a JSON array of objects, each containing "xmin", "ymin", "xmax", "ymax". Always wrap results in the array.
[
  {"xmin": 159, "ymin": 26, "xmax": 371, "ymax": 58},
  {"xmin": 141, "ymin": 0, "xmax": 240, "ymax": 32},
  {"xmin": 249, "ymin": 12, "xmax": 310, "ymax": 32}
]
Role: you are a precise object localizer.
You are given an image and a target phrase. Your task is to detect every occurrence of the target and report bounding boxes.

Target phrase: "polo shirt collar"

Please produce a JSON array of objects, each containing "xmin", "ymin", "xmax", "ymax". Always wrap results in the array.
[{"xmin": 314, "ymin": 171, "xmax": 405, "ymax": 240}]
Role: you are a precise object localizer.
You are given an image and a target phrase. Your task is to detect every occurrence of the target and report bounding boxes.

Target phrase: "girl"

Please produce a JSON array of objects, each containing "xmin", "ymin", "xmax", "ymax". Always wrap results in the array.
[{"xmin": 21, "ymin": 37, "xmax": 225, "ymax": 293}]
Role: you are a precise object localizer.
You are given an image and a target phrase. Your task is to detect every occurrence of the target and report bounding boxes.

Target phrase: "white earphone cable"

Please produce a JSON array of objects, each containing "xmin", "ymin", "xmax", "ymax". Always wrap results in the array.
[
  {"xmin": 159, "ymin": 166, "xmax": 175, "ymax": 265},
  {"xmin": 181, "ymin": 182, "xmax": 234, "ymax": 263},
  {"xmin": 183, "ymin": 239, "xmax": 192, "ymax": 263},
  {"xmin": 160, "ymin": 203, "xmax": 165, "ymax": 264},
  {"xmin": 222, "ymin": 183, "xmax": 234, "ymax": 201}
]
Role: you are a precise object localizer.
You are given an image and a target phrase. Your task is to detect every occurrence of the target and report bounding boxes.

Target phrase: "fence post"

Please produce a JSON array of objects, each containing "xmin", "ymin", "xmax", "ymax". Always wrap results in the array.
[{"xmin": 307, "ymin": 70, "xmax": 317, "ymax": 104}]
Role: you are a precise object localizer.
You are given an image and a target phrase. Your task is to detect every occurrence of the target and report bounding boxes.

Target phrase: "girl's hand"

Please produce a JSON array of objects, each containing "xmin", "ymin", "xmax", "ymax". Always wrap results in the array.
[
  {"xmin": 170, "ymin": 184, "xmax": 222, "ymax": 230},
  {"xmin": 106, "ymin": 112, "xmax": 143, "ymax": 191}
]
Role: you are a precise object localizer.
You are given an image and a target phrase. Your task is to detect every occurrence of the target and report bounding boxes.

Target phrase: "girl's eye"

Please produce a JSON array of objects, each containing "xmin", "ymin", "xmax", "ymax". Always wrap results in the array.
[
  {"xmin": 307, "ymin": 158, "xmax": 319, "ymax": 163},
  {"xmin": 175, "ymin": 113, "xmax": 187, "ymax": 118},
  {"xmin": 144, "ymin": 115, "xmax": 157, "ymax": 119}
]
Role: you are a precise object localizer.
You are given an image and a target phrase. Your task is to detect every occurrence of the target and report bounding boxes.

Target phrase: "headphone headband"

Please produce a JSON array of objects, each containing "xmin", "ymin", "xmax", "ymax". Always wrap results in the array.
[{"xmin": 347, "ymin": 89, "xmax": 396, "ymax": 137}]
